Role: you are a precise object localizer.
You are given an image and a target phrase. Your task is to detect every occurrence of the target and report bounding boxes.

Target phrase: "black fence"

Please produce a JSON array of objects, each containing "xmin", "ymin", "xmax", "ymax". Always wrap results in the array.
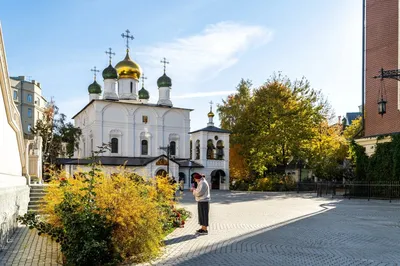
[{"xmin": 296, "ymin": 181, "xmax": 400, "ymax": 202}]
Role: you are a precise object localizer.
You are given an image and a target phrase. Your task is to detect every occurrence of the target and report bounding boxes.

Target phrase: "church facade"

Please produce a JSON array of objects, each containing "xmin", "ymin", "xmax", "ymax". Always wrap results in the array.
[{"xmin": 59, "ymin": 31, "xmax": 230, "ymax": 190}]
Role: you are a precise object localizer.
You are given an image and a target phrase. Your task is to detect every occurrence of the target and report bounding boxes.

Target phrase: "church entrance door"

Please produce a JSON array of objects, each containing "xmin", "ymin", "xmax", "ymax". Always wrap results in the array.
[
  {"xmin": 211, "ymin": 174, "xmax": 220, "ymax": 190},
  {"xmin": 210, "ymin": 169, "xmax": 226, "ymax": 190}
]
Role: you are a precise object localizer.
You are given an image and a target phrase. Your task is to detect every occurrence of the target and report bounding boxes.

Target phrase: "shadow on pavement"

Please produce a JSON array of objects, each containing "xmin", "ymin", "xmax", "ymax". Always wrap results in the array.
[
  {"xmin": 163, "ymin": 199, "xmax": 400, "ymax": 266},
  {"xmin": 164, "ymin": 234, "xmax": 198, "ymax": 246}
]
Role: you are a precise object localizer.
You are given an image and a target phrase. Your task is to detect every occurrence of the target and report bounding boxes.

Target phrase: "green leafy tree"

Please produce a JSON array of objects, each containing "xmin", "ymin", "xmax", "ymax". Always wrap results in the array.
[
  {"xmin": 217, "ymin": 79, "xmax": 252, "ymax": 144},
  {"xmin": 246, "ymin": 75, "xmax": 327, "ymax": 173}
]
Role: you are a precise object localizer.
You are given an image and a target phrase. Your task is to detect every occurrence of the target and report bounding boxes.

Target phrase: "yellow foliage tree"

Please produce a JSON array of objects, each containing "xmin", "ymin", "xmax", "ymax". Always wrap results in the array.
[{"xmin": 229, "ymin": 144, "xmax": 250, "ymax": 180}]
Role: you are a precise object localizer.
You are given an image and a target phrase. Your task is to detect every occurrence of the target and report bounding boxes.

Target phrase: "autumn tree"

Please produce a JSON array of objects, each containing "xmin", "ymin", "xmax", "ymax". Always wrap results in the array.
[
  {"xmin": 308, "ymin": 120, "xmax": 348, "ymax": 180},
  {"xmin": 343, "ymin": 116, "xmax": 363, "ymax": 140},
  {"xmin": 218, "ymin": 73, "xmax": 342, "ymax": 178},
  {"xmin": 236, "ymin": 75, "xmax": 327, "ymax": 174},
  {"xmin": 229, "ymin": 144, "xmax": 250, "ymax": 180},
  {"xmin": 31, "ymin": 102, "xmax": 81, "ymax": 179}
]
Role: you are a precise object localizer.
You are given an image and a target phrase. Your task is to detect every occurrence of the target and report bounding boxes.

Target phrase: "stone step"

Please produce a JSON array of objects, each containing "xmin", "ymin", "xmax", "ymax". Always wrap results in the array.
[
  {"xmin": 28, "ymin": 205, "xmax": 41, "ymax": 212},
  {"xmin": 30, "ymin": 196, "xmax": 45, "ymax": 201},
  {"xmin": 28, "ymin": 201, "xmax": 45, "ymax": 206},
  {"xmin": 30, "ymin": 188, "xmax": 47, "ymax": 193}
]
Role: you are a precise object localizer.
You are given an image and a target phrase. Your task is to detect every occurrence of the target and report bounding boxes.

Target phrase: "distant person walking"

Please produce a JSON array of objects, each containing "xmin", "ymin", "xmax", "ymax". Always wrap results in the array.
[{"xmin": 190, "ymin": 173, "xmax": 210, "ymax": 235}]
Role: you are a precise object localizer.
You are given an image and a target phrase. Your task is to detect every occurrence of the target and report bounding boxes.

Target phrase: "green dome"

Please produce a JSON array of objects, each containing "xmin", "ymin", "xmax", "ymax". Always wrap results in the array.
[
  {"xmin": 138, "ymin": 86, "xmax": 150, "ymax": 100},
  {"xmin": 102, "ymin": 64, "xmax": 118, "ymax": 80},
  {"xmin": 157, "ymin": 73, "xmax": 172, "ymax": 88},
  {"xmin": 88, "ymin": 80, "xmax": 102, "ymax": 94}
]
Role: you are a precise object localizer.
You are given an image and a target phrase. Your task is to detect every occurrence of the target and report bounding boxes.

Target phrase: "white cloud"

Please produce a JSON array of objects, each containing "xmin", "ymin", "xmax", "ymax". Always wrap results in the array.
[
  {"xmin": 139, "ymin": 21, "xmax": 273, "ymax": 84},
  {"xmin": 172, "ymin": 90, "xmax": 236, "ymax": 99}
]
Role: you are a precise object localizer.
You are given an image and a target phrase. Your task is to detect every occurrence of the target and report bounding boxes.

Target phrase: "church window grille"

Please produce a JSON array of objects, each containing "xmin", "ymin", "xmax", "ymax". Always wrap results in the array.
[
  {"xmin": 111, "ymin": 138, "xmax": 118, "ymax": 153},
  {"xmin": 130, "ymin": 82, "xmax": 133, "ymax": 93},
  {"xmin": 195, "ymin": 140, "xmax": 200, "ymax": 160},
  {"xmin": 142, "ymin": 115, "xmax": 148, "ymax": 124},
  {"xmin": 27, "ymin": 94, "xmax": 32, "ymax": 103},
  {"xmin": 170, "ymin": 141, "xmax": 176, "ymax": 156},
  {"xmin": 207, "ymin": 139, "xmax": 215, "ymax": 159},
  {"xmin": 216, "ymin": 140, "xmax": 224, "ymax": 160},
  {"xmin": 27, "ymin": 108, "xmax": 32, "ymax": 118},
  {"xmin": 141, "ymin": 140, "xmax": 148, "ymax": 155}
]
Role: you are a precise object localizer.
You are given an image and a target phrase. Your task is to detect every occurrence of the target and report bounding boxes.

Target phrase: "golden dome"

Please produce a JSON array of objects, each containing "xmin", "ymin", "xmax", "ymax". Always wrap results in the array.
[
  {"xmin": 115, "ymin": 50, "xmax": 141, "ymax": 80},
  {"xmin": 208, "ymin": 111, "xmax": 215, "ymax": 118}
]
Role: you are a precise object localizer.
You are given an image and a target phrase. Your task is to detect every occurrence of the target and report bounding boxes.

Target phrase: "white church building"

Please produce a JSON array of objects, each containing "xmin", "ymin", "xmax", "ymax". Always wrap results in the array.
[{"xmin": 59, "ymin": 30, "xmax": 230, "ymax": 190}]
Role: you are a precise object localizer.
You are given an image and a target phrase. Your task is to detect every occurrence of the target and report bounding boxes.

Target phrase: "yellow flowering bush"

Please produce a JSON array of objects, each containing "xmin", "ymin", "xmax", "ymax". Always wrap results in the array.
[{"xmin": 20, "ymin": 166, "xmax": 185, "ymax": 265}]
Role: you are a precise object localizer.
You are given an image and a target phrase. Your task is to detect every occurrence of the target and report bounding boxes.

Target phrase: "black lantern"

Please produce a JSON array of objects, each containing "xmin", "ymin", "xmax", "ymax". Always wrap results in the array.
[
  {"xmin": 373, "ymin": 68, "xmax": 399, "ymax": 116},
  {"xmin": 378, "ymin": 98, "xmax": 387, "ymax": 116}
]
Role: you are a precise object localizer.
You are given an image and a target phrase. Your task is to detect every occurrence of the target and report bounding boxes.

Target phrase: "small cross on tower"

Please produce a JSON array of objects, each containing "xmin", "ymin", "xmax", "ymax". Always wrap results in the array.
[
  {"xmin": 105, "ymin": 47, "xmax": 115, "ymax": 64},
  {"xmin": 209, "ymin": 100, "xmax": 214, "ymax": 111},
  {"xmin": 141, "ymin": 74, "xmax": 147, "ymax": 87},
  {"xmin": 90, "ymin": 66, "xmax": 100, "ymax": 80},
  {"xmin": 160, "ymin": 57, "xmax": 169, "ymax": 73},
  {"xmin": 121, "ymin": 29, "xmax": 134, "ymax": 50}
]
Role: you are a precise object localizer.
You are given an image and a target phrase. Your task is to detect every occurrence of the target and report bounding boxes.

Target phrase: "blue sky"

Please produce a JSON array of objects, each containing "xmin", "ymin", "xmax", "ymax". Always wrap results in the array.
[{"xmin": 0, "ymin": 0, "xmax": 362, "ymax": 130}]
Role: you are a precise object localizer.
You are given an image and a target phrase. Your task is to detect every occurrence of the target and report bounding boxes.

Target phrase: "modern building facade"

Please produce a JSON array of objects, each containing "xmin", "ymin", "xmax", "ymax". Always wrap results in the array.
[{"xmin": 10, "ymin": 76, "xmax": 47, "ymax": 136}]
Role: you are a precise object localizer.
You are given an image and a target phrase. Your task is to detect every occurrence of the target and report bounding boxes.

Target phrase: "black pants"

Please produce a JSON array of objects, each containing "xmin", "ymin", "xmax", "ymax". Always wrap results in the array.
[{"xmin": 197, "ymin": 202, "xmax": 210, "ymax": 227}]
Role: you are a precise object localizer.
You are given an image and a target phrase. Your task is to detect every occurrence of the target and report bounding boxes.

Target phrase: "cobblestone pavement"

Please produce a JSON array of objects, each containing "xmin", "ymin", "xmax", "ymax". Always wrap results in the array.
[
  {"xmin": 0, "ymin": 226, "xmax": 60, "ymax": 265},
  {"xmin": 145, "ymin": 191, "xmax": 400, "ymax": 266},
  {"xmin": 1, "ymin": 192, "xmax": 400, "ymax": 266}
]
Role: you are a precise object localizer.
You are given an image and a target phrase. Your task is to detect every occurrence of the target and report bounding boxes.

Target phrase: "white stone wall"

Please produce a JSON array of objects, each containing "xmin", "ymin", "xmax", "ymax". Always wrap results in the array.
[
  {"xmin": 0, "ymin": 23, "xmax": 30, "ymax": 249},
  {"xmin": 190, "ymin": 130, "xmax": 230, "ymax": 190},
  {"xmin": 74, "ymin": 101, "xmax": 191, "ymax": 159}
]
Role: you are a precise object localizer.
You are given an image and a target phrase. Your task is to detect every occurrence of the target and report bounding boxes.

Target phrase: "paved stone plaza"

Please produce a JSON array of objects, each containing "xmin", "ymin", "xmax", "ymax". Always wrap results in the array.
[{"xmin": 1, "ymin": 191, "xmax": 400, "ymax": 265}]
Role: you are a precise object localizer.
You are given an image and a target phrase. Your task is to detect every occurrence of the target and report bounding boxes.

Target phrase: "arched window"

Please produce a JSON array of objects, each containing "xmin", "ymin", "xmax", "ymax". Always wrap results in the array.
[
  {"xmin": 190, "ymin": 140, "xmax": 192, "ymax": 159},
  {"xmin": 111, "ymin": 138, "xmax": 118, "ymax": 153},
  {"xmin": 141, "ymin": 140, "xmax": 148, "ymax": 155},
  {"xmin": 195, "ymin": 140, "xmax": 200, "ymax": 160},
  {"xmin": 207, "ymin": 139, "xmax": 215, "ymax": 159},
  {"xmin": 130, "ymin": 82, "xmax": 133, "ymax": 93},
  {"xmin": 170, "ymin": 141, "xmax": 176, "ymax": 156},
  {"xmin": 216, "ymin": 140, "xmax": 224, "ymax": 160}
]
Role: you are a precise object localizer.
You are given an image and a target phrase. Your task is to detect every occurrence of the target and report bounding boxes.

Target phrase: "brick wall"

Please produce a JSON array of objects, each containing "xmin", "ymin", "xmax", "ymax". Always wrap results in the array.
[{"xmin": 365, "ymin": 0, "xmax": 400, "ymax": 136}]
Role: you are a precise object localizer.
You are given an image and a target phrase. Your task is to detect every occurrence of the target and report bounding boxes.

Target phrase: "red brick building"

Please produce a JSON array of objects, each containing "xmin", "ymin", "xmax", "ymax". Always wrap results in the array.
[{"xmin": 358, "ymin": 0, "xmax": 400, "ymax": 154}]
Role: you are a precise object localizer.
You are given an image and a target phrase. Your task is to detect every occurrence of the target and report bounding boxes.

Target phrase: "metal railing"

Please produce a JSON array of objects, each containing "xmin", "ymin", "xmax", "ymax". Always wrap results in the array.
[
  {"xmin": 296, "ymin": 181, "xmax": 400, "ymax": 202},
  {"xmin": 344, "ymin": 181, "xmax": 400, "ymax": 202}
]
